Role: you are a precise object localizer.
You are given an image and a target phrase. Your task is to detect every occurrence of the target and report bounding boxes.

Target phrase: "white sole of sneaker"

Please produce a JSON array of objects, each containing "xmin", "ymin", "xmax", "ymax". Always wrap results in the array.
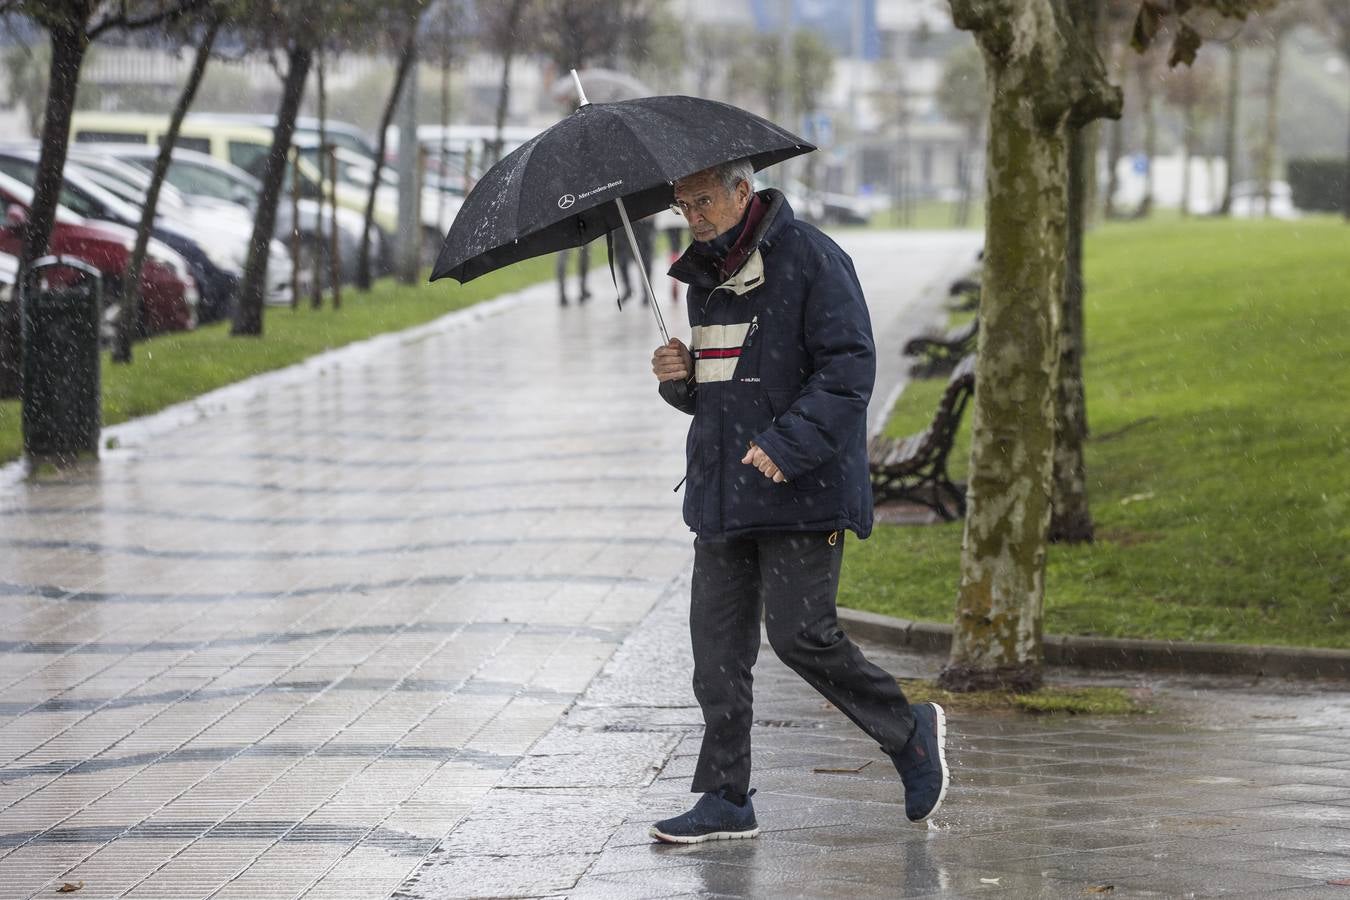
[
  {"xmin": 648, "ymin": 826, "xmax": 760, "ymax": 844},
  {"xmin": 913, "ymin": 701, "xmax": 950, "ymax": 823}
]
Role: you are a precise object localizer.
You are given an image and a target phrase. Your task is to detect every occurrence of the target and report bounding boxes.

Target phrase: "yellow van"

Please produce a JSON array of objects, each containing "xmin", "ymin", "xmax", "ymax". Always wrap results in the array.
[{"xmin": 70, "ymin": 112, "xmax": 407, "ymax": 248}]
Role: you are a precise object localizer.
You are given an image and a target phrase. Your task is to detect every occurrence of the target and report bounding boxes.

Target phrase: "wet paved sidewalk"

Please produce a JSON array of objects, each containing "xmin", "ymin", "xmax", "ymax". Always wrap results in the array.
[
  {"xmin": 0, "ymin": 232, "xmax": 982, "ymax": 899},
  {"xmin": 559, "ymin": 629, "xmax": 1350, "ymax": 899}
]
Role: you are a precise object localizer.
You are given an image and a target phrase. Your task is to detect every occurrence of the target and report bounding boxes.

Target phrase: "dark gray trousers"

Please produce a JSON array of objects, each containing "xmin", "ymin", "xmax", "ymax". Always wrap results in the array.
[{"xmin": 690, "ymin": 530, "xmax": 917, "ymax": 794}]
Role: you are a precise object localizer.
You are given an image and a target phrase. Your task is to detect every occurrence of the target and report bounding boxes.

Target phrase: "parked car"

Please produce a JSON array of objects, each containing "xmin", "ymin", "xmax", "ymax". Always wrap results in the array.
[
  {"xmin": 1227, "ymin": 180, "xmax": 1299, "ymax": 220},
  {"xmin": 0, "ymin": 172, "xmax": 196, "ymax": 334},
  {"xmin": 70, "ymin": 112, "xmax": 399, "ymax": 266},
  {"xmin": 293, "ymin": 140, "xmax": 459, "ymax": 266},
  {"xmin": 0, "ymin": 146, "xmax": 239, "ymax": 323},
  {"xmin": 410, "ymin": 124, "xmax": 540, "ymax": 182},
  {"xmin": 818, "ymin": 190, "xmax": 873, "ymax": 226},
  {"xmin": 92, "ymin": 142, "xmax": 376, "ymax": 286},
  {"xmin": 190, "ymin": 112, "xmax": 379, "ymax": 161},
  {"xmin": 62, "ymin": 147, "xmax": 294, "ymax": 312},
  {"xmin": 754, "ymin": 175, "xmax": 826, "ymax": 223}
]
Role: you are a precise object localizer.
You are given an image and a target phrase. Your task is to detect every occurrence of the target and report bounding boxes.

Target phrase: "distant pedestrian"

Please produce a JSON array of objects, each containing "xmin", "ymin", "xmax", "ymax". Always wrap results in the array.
[
  {"xmin": 654, "ymin": 205, "xmax": 686, "ymax": 303},
  {"xmin": 557, "ymin": 241, "xmax": 591, "ymax": 306},
  {"xmin": 613, "ymin": 216, "xmax": 656, "ymax": 303},
  {"xmin": 647, "ymin": 159, "xmax": 950, "ymax": 844}
]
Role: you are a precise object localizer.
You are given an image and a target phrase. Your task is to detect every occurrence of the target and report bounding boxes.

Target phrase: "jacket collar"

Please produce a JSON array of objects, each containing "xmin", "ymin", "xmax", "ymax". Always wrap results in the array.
[{"xmin": 668, "ymin": 188, "xmax": 793, "ymax": 290}]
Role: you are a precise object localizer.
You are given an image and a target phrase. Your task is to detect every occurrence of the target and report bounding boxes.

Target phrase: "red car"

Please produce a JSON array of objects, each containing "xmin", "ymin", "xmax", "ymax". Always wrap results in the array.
[{"xmin": 0, "ymin": 171, "xmax": 196, "ymax": 334}]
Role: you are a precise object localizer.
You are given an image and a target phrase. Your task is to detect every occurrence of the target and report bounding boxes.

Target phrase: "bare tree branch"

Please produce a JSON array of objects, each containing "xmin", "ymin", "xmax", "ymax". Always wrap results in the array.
[{"xmin": 88, "ymin": 0, "xmax": 212, "ymax": 39}]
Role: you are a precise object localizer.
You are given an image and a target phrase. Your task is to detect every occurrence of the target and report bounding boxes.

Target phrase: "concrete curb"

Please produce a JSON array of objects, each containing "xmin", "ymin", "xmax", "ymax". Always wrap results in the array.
[{"xmin": 838, "ymin": 606, "xmax": 1350, "ymax": 681}]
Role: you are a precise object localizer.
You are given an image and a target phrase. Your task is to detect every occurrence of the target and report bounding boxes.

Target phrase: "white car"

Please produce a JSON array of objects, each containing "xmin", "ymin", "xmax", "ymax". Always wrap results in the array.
[
  {"xmin": 1227, "ymin": 180, "xmax": 1299, "ymax": 220},
  {"xmin": 297, "ymin": 141, "xmax": 460, "ymax": 266},
  {"xmin": 98, "ymin": 143, "xmax": 373, "ymax": 284}
]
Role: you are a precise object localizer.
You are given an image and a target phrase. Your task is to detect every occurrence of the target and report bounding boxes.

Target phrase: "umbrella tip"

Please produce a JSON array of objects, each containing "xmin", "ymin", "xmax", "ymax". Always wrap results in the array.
[{"xmin": 571, "ymin": 69, "xmax": 590, "ymax": 107}]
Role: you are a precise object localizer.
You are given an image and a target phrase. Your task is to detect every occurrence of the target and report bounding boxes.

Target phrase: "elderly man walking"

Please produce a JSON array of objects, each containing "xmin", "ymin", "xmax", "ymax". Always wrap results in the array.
[{"xmin": 648, "ymin": 160, "xmax": 950, "ymax": 843}]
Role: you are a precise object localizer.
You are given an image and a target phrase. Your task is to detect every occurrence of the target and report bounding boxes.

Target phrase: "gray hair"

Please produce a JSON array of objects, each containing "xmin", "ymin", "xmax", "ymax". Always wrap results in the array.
[{"xmin": 711, "ymin": 158, "xmax": 754, "ymax": 195}]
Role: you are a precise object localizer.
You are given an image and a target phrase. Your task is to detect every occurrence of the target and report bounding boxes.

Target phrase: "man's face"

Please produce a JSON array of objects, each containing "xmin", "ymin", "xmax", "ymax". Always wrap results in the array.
[{"xmin": 673, "ymin": 171, "xmax": 750, "ymax": 243}]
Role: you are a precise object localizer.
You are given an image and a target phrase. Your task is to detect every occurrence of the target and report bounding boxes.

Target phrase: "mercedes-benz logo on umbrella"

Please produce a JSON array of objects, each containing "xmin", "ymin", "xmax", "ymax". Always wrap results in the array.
[{"xmin": 558, "ymin": 194, "xmax": 576, "ymax": 209}]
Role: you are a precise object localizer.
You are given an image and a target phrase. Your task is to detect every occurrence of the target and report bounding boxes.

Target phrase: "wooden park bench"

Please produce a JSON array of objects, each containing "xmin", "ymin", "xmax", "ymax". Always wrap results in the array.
[
  {"xmin": 868, "ymin": 354, "xmax": 976, "ymax": 521},
  {"xmin": 948, "ymin": 276, "xmax": 980, "ymax": 312},
  {"xmin": 903, "ymin": 317, "xmax": 978, "ymax": 378}
]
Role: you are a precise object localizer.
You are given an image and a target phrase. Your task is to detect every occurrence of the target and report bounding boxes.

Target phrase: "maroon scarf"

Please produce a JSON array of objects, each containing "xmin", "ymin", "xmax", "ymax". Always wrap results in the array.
[{"xmin": 719, "ymin": 193, "xmax": 767, "ymax": 281}]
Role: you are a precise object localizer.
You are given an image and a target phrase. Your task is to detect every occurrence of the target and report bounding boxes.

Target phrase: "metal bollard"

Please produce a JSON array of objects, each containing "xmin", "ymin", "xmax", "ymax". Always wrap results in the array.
[{"xmin": 22, "ymin": 255, "xmax": 104, "ymax": 463}]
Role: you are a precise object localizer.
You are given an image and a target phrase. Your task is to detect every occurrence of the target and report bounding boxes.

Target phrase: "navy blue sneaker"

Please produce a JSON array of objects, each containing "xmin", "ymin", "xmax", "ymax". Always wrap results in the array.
[
  {"xmin": 891, "ymin": 702, "xmax": 949, "ymax": 823},
  {"xmin": 649, "ymin": 788, "xmax": 759, "ymax": 844}
]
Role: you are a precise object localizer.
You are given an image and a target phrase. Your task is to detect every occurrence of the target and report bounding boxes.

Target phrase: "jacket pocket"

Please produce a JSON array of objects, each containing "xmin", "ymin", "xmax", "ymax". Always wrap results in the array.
[
  {"xmin": 766, "ymin": 388, "xmax": 795, "ymax": 419},
  {"xmin": 762, "ymin": 388, "xmax": 826, "ymax": 492}
]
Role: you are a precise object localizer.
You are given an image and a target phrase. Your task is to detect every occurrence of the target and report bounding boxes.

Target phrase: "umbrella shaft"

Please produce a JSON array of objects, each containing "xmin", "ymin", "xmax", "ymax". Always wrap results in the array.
[{"xmin": 615, "ymin": 197, "xmax": 669, "ymax": 346}]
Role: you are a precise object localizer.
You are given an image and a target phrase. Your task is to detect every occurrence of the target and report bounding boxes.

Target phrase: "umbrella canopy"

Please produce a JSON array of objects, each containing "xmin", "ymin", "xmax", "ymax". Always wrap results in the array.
[{"xmin": 429, "ymin": 94, "xmax": 813, "ymax": 285}]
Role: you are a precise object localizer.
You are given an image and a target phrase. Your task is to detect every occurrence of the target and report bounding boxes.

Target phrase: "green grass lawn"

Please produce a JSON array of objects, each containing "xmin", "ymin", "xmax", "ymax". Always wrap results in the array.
[
  {"xmin": 841, "ymin": 216, "xmax": 1349, "ymax": 649},
  {"xmin": 0, "ymin": 257, "xmax": 554, "ymax": 465}
]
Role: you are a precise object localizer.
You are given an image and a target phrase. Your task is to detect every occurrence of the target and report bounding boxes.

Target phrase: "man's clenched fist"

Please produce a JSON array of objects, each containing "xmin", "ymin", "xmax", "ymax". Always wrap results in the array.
[{"xmin": 651, "ymin": 338, "xmax": 692, "ymax": 382}]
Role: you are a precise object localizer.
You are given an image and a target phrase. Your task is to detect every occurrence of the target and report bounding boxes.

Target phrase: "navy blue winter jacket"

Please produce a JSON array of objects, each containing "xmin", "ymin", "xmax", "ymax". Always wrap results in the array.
[{"xmin": 665, "ymin": 189, "xmax": 875, "ymax": 540}]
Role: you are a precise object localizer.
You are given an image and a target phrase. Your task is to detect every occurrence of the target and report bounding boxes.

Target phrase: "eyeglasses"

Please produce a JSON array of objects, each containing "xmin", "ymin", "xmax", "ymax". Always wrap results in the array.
[{"xmin": 670, "ymin": 195, "xmax": 716, "ymax": 216}]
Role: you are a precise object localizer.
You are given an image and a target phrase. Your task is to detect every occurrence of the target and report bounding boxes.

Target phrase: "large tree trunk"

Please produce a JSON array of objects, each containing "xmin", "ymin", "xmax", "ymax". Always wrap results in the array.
[
  {"xmin": 490, "ymin": 0, "xmax": 528, "ymax": 168},
  {"xmin": 1219, "ymin": 43, "xmax": 1240, "ymax": 215},
  {"xmin": 1180, "ymin": 98, "xmax": 1195, "ymax": 217},
  {"xmin": 1051, "ymin": 0, "xmax": 1114, "ymax": 546},
  {"xmin": 1259, "ymin": 34, "xmax": 1283, "ymax": 218},
  {"xmin": 941, "ymin": 0, "xmax": 1119, "ymax": 693},
  {"xmin": 1137, "ymin": 58, "xmax": 1157, "ymax": 218},
  {"xmin": 356, "ymin": 30, "xmax": 416, "ymax": 291},
  {"xmin": 1102, "ymin": 35, "xmax": 1125, "ymax": 220},
  {"xmin": 234, "ymin": 43, "xmax": 312, "ymax": 337},
  {"xmin": 1050, "ymin": 122, "xmax": 1096, "ymax": 545},
  {"xmin": 436, "ymin": 19, "xmax": 453, "ymax": 235},
  {"xmin": 312, "ymin": 50, "xmax": 328, "ymax": 310},
  {"xmin": 1104, "ymin": 115, "xmax": 1124, "ymax": 218},
  {"xmin": 1344, "ymin": 62, "xmax": 1350, "ymax": 221},
  {"xmin": 118, "ymin": 16, "xmax": 219, "ymax": 364},
  {"xmin": 954, "ymin": 125, "xmax": 980, "ymax": 228},
  {"xmin": 1, "ymin": 23, "xmax": 89, "ymax": 398}
]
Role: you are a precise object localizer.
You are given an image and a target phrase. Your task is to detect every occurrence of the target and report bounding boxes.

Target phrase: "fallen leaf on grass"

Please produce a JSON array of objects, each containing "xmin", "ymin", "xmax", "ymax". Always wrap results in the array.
[
  {"xmin": 812, "ymin": 760, "xmax": 872, "ymax": 774},
  {"xmin": 1083, "ymin": 886, "xmax": 1114, "ymax": 894},
  {"xmin": 979, "ymin": 877, "xmax": 1000, "ymax": 885},
  {"xmin": 56, "ymin": 883, "xmax": 83, "ymax": 894}
]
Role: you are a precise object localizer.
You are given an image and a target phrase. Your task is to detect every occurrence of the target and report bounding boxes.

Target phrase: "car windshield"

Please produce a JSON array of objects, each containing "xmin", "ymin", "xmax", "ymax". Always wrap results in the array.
[
  {"xmin": 130, "ymin": 156, "xmax": 255, "ymax": 204},
  {"xmin": 74, "ymin": 163, "xmax": 187, "ymax": 213},
  {"xmin": 297, "ymin": 146, "xmax": 396, "ymax": 188},
  {"xmin": 0, "ymin": 155, "xmax": 147, "ymax": 225},
  {"xmin": 0, "ymin": 156, "xmax": 108, "ymax": 220},
  {"xmin": 0, "ymin": 171, "xmax": 82, "ymax": 226}
]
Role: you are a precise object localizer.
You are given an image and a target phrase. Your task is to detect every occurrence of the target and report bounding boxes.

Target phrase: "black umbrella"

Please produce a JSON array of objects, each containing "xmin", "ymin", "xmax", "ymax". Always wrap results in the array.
[{"xmin": 430, "ymin": 73, "xmax": 814, "ymax": 345}]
